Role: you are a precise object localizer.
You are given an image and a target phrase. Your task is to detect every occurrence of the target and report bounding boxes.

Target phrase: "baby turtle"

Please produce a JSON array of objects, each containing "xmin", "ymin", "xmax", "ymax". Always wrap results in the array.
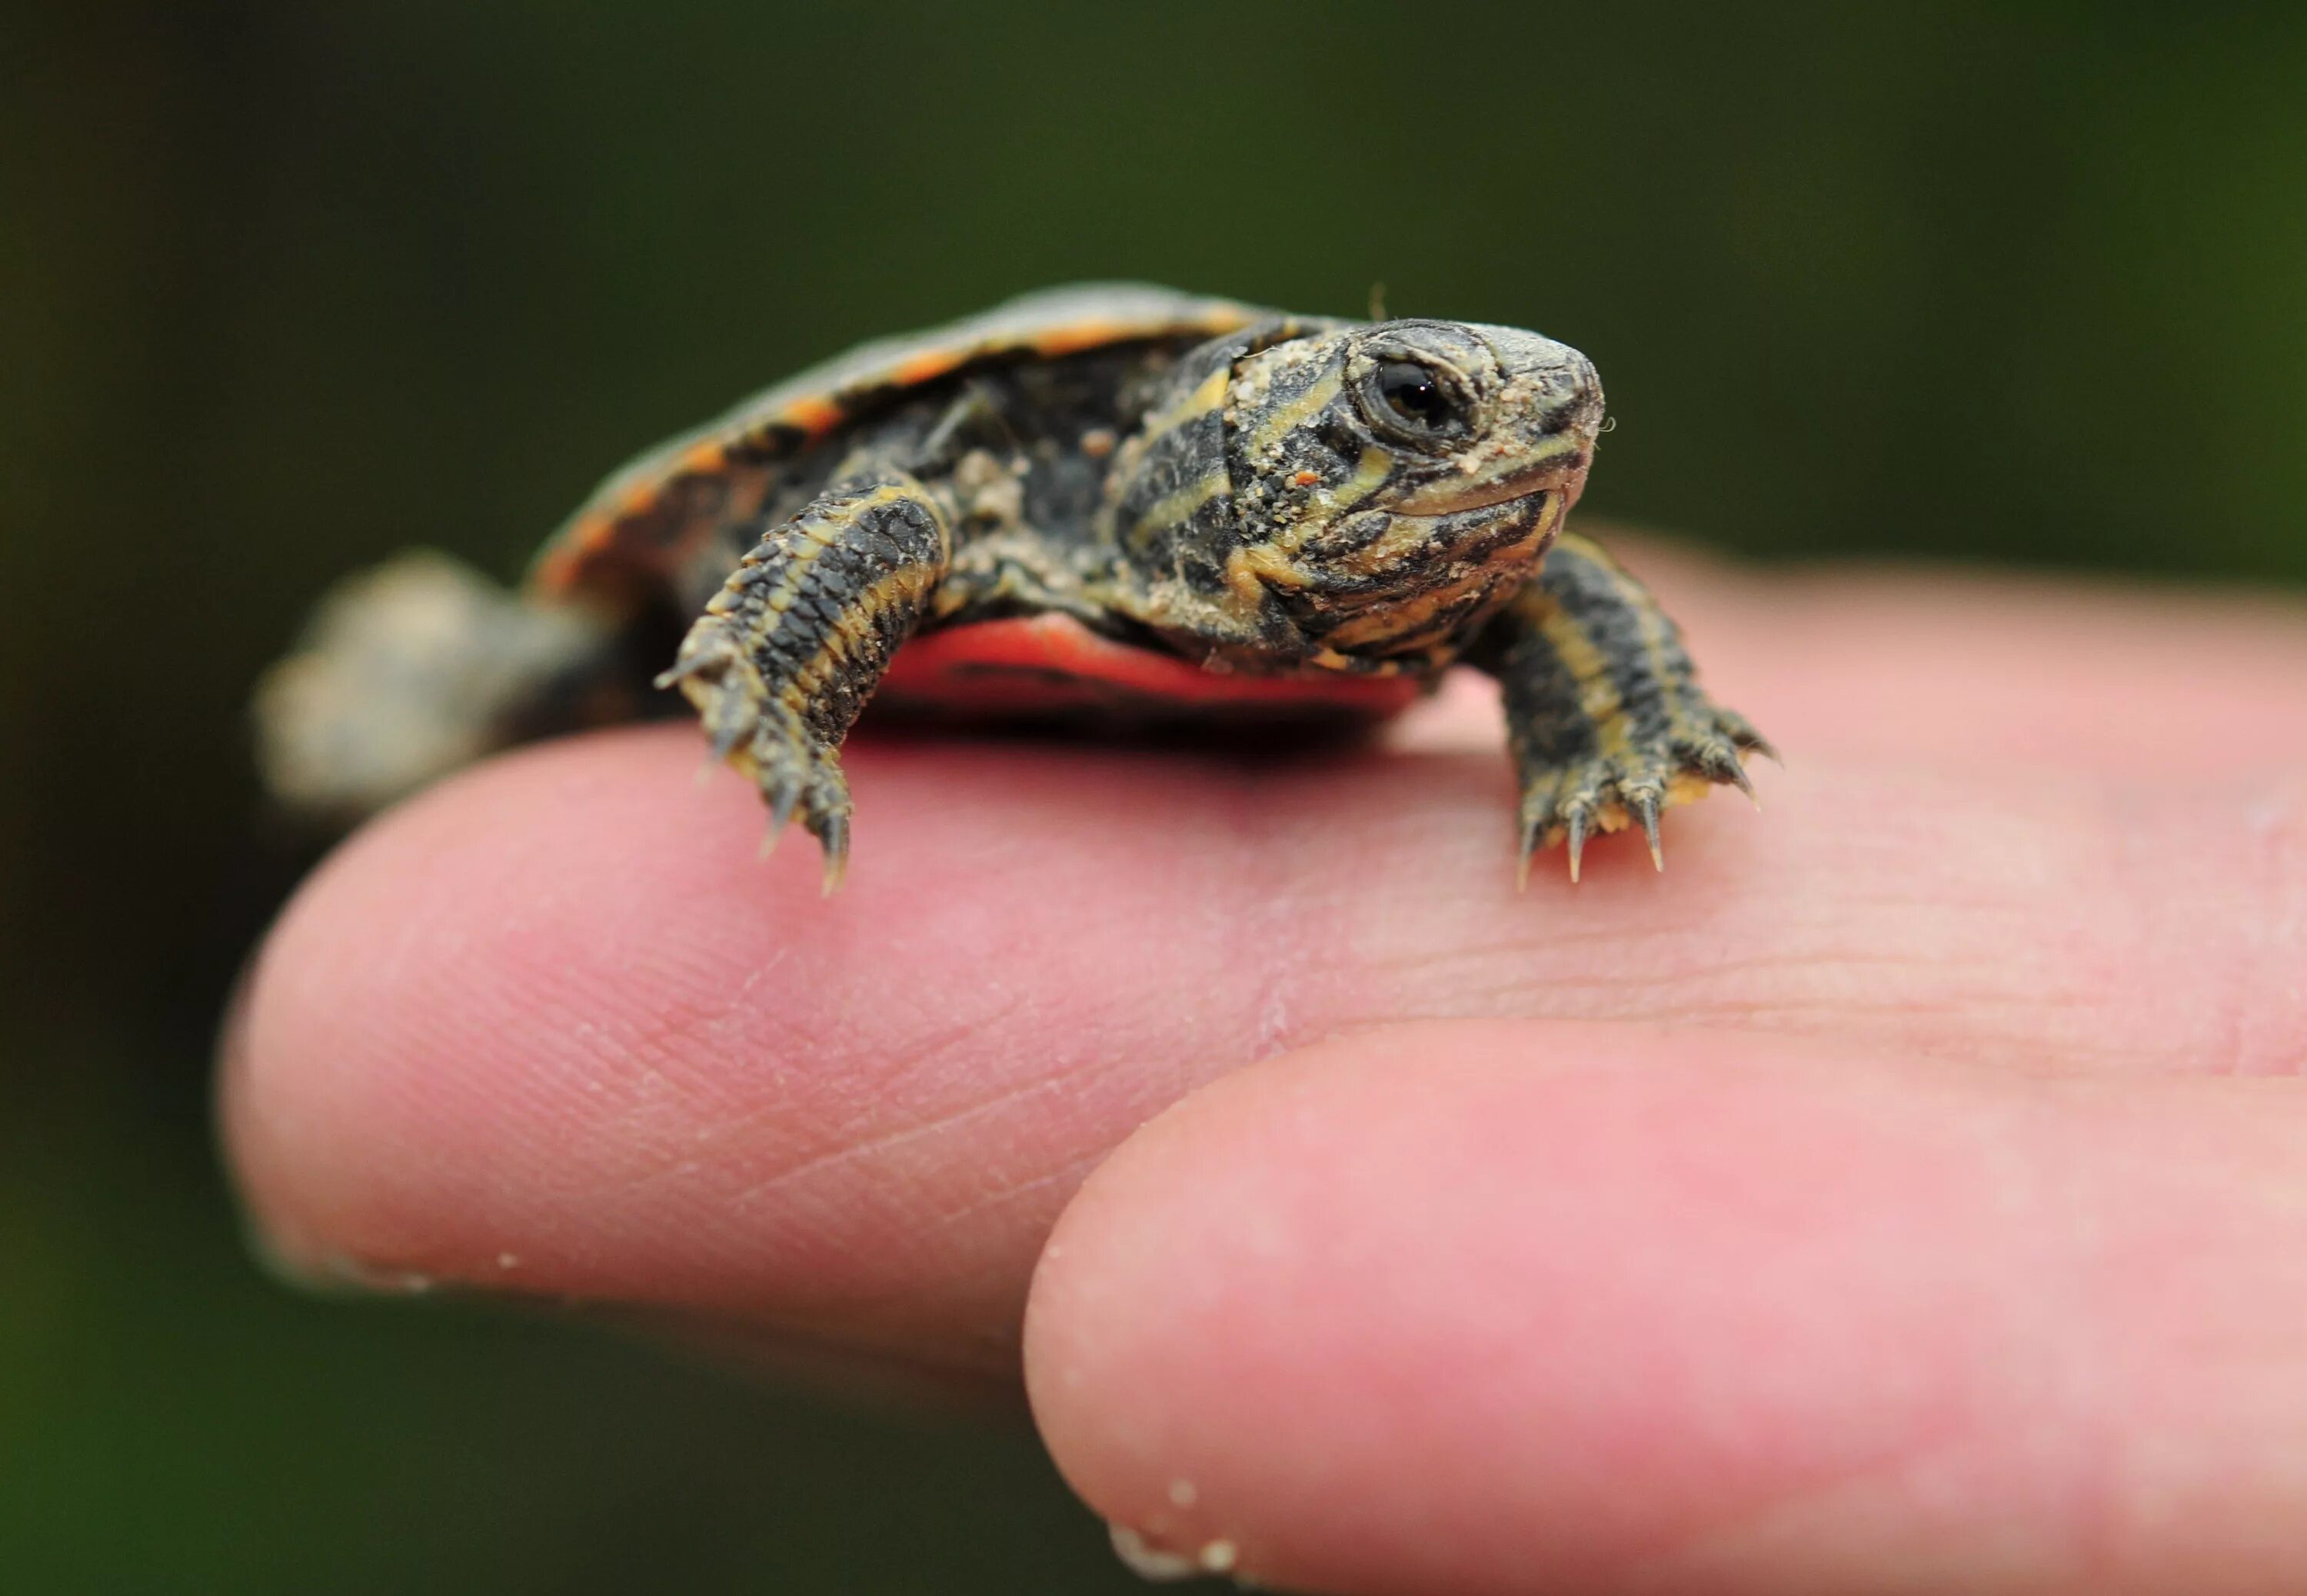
[{"xmin": 258, "ymin": 284, "xmax": 1769, "ymax": 888}]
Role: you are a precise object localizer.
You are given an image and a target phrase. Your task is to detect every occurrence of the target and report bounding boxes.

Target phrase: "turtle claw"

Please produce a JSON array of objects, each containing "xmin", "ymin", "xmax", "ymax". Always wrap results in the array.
[
  {"xmin": 764, "ymin": 774, "xmax": 801, "ymax": 840},
  {"xmin": 1564, "ymin": 806, "xmax": 1592, "ymax": 884},
  {"xmin": 817, "ymin": 813, "xmax": 851, "ymax": 896},
  {"xmin": 746, "ymin": 736, "xmax": 850, "ymax": 886},
  {"xmin": 1515, "ymin": 813, "xmax": 1545, "ymax": 892},
  {"xmin": 1718, "ymin": 708, "xmax": 1780, "ymax": 768},
  {"xmin": 1512, "ymin": 708, "xmax": 1771, "ymax": 884},
  {"xmin": 663, "ymin": 643, "xmax": 856, "ymax": 888},
  {"xmin": 1721, "ymin": 756, "xmax": 1759, "ymax": 807},
  {"xmin": 708, "ymin": 713, "xmax": 748, "ymax": 764},
  {"xmin": 1630, "ymin": 787, "xmax": 1666, "ymax": 871}
]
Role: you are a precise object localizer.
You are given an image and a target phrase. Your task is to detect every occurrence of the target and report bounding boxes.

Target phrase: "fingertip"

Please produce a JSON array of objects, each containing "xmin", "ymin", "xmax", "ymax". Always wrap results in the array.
[
  {"xmin": 216, "ymin": 724, "xmax": 1303, "ymax": 1370},
  {"xmin": 221, "ymin": 727, "xmax": 784, "ymax": 1295},
  {"xmin": 1023, "ymin": 1020, "xmax": 2307, "ymax": 1594}
]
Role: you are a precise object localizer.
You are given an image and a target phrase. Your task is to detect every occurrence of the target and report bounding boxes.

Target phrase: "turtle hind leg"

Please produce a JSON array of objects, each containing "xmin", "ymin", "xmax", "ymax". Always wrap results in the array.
[
  {"xmin": 657, "ymin": 467, "xmax": 953, "ymax": 890},
  {"xmin": 255, "ymin": 550, "xmax": 631, "ymax": 822},
  {"xmin": 1469, "ymin": 533, "xmax": 1773, "ymax": 885}
]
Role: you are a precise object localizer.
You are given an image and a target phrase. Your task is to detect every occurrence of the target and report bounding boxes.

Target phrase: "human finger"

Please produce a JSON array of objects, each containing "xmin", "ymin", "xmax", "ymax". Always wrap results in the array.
[
  {"xmin": 1027, "ymin": 1018, "xmax": 2307, "ymax": 1594},
  {"xmin": 222, "ymin": 721, "xmax": 2305, "ymax": 1379}
]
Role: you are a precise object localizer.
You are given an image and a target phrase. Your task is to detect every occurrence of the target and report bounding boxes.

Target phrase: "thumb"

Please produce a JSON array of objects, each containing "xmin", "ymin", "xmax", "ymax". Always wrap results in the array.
[{"xmin": 1024, "ymin": 1019, "xmax": 2307, "ymax": 1594}]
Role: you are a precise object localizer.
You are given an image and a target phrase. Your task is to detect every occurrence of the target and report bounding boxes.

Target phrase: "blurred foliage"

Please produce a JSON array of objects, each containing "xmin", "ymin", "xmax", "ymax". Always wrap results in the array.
[{"xmin": 2, "ymin": 2, "xmax": 2304, "ymax": 1588}]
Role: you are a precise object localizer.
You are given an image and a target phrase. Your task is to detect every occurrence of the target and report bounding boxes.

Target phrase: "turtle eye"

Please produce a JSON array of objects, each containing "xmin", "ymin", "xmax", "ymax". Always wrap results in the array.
[{"xmin": 1362, "ymin": 357, "xmax": 1470, "ymax": 444}]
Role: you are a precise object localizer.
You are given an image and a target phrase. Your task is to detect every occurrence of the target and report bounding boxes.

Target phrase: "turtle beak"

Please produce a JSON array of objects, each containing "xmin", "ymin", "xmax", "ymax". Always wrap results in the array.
[{"xmin": 1387, "ymin": 445, "xmax": 1593, "ymax": 518}]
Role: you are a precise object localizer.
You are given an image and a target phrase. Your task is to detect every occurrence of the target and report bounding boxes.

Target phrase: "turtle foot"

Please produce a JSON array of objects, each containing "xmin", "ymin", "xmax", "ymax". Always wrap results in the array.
[
  {"xmin": 1515, "ymin": 707, "xmax": 1769, "ymax": 886},
  {"xmin": 659, "ymin": 647, "xmax": 854, "ymax": 892}
]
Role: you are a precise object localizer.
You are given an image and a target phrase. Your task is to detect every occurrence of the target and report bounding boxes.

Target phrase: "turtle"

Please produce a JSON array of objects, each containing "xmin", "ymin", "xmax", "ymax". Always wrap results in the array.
[{"xmin": 256, "ymin": 284, "xmax": 1770, "ymax": 889}]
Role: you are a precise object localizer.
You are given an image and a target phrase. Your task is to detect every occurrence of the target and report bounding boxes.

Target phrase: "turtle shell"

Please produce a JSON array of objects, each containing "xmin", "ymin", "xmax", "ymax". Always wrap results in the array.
[
  {"xmin": 528, "ymin": 283, "xmax": 1423, "ymax": 722},
  {"xmin": 527, "ymin": 284, "xmax": 1267, "ymax": 607}
]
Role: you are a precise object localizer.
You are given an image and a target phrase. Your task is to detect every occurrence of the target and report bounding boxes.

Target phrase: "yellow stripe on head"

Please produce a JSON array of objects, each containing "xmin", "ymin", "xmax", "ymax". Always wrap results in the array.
[
  {"xmin": 1227, "ymin": 444, "xmax": 1399, "ymax": 593},
  {"xmin": 1140, "ymin": 365, "xmax": 1231, "ymax": 443},
  {"xmin": 1242, "ymin": 362, "xmax": 1345, "ymax": 461},
  {"xmin": 1130, "ymin": 468, "xmax": 1230, "ymax": 547}
]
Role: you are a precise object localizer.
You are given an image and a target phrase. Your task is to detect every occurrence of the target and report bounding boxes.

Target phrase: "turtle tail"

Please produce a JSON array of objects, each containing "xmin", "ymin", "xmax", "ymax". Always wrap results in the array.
[{"xmin": 253, "ymin": 550, "xmax": 638, "ymax": 823}]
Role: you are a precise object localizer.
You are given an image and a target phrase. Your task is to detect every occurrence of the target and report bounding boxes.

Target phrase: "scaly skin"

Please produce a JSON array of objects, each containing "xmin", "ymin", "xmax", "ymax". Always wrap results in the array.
[
  {"xmin": 1472, "ymin": 534, "xmax": 1776, "ymax": 883},
  {"xmin": 657, "ymin": 464, "xmax": 954, "ymax": 889}
]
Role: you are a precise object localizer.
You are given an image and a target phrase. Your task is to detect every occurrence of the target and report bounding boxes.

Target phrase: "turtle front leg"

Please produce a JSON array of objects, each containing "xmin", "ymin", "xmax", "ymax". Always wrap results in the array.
[
  {"xmin": 1469, "ymin": 534, "xmax": 1773, "ymax": 885},
  {"xmin": 659, "ymin": 469, "xmax": 952, "ymax": 889}
]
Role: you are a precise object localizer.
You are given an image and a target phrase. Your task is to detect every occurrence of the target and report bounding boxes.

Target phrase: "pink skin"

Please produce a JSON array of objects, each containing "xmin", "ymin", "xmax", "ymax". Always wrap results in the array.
[{"xmin": 222, "ymin": 544, "xmax": 2307, "ymax": 1591}]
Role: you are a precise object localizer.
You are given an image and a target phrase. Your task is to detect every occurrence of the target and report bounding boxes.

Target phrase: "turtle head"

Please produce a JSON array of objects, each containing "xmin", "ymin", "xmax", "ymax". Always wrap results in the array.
[
  {"xmin": 1209, "ymin": 317, "xmax": 1603, "ymax": 664},
  {"xmin": 1107, "ymin": 314, "xmax": 1602, "ymax": 667}
]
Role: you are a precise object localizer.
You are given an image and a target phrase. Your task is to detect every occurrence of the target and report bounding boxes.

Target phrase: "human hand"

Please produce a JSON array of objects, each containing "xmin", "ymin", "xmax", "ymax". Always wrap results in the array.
[{"xmin": 224, "ymin": 542, "xmax": 2307, "ymax": 1593}]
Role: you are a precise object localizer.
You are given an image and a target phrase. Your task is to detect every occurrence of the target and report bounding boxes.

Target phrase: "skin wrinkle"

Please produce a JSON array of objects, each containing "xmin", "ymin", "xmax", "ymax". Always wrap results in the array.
[
  {"xmin": 720, "ymin": 1066, "xmax": 1070, "ymax": 1223},
  {"xmin": 654, "ymin": 1062, "xmax": 1063, "ymax": 1282},
  {"xmin": 1370, "ymin": 966, "xmax": 2058, "ymax": 1037},
  {"xmin": 1344, "ymin": 935, "xmax": 2063, "ymax": 1047},
  {"xmin": 923, "ymin": 1159, "xmax": 1097, "ymax": 1238},
  {"xmin": 794, "ymin": 996, "xmax": 1038, "ymax": 1125},
  {"xmin": 1347, "ymin": 935, "xmax": 1996, "ymax": 989},
  {"xmin": 572, "ymin": 881, "xmax": 1045, "ymax": 1229},
  {"xmin": 1294, "ymin": 809, "xmax": 2209, "ymax": 1075}
]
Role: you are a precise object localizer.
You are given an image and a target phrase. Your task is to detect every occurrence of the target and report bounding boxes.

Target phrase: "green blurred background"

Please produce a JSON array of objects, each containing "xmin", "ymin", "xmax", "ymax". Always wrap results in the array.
[{"xmin": 4, "ymin": 3, "xmax": 2304, "ymax": 1589}]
